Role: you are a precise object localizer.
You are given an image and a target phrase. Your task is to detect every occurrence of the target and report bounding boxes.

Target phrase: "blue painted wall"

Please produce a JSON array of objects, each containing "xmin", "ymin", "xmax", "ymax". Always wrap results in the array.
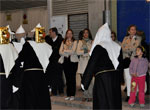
[{"xmin": 117, "ymin": 0, "xmax": 150, "ymax": 43}]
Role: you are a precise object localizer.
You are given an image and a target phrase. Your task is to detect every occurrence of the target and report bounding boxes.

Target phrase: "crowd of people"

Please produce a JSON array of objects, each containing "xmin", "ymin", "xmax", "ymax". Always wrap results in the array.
[{"xmin": 0, "ymin": 23, "xmax": 149, "ymax": 110}]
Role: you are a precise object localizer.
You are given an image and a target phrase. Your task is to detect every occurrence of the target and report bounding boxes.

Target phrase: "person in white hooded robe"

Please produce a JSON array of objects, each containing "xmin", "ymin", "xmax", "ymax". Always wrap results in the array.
[
  {"xmin": 81, "ymin": 23, "xmax": 123, "ymax": 110},
  {"xmin": 0, "ymin": 27, "xmax": 18, "ymax": 109},
  {"xmin": 14, "ymin": 25, "xmax": 52, "ymax": 109},
  {"xmin": 14, "ymin": 25, "xmax": 26, "ymax": 42}
]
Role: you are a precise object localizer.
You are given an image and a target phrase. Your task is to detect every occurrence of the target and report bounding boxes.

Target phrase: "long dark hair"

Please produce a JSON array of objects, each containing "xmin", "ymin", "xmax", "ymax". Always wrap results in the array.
[
  {"xmin": 78, "ymin": 30, "xmax": 83, "ymax": 40},
  {"xmin": 80, "ymin": 28, "xmax": 93, "ymax": 40},
  {"xmin": 135, "ymin": 46, "xmax": 146, "ymax": 58},
  {"xmin": 63, "ymin": 29, "xmax": 75, "ymax": 44},
  {"xmin": 111, "ymin": 31, "xmax": 117, "ymax": 39}
]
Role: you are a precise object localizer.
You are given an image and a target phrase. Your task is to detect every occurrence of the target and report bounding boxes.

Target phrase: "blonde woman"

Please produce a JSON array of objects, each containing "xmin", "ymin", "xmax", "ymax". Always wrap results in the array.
[
  {"xmin": 59, "ymin": 29, "xmax": 78, "ymax": 101},
  {"xmin": 77, "ymin": 28, "xmax": 93, "ymax": 101}
]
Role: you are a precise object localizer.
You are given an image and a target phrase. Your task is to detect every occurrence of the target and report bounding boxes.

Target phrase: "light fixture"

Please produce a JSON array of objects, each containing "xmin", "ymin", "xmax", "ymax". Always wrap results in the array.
[{"xmin": 146, "ymin": 0, "xmax": 150, "ymax": 2}]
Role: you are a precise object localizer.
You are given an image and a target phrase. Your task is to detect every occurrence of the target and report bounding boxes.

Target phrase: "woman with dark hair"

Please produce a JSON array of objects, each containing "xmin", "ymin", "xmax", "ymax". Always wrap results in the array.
[
  {"xmin": 78, "ymin": 30, "xmax": 83, "ymax": 40},
  {"xmin": 77, "ymin": 28, "xmax": 93, "ymax": 101},
  {"xmin": 111, "ymin": 31, "xmax": 121, "ymax": 45},
  {"xmin": 59, "ymin": 29, "xmax": 78, "ymax": 101},
  {"xmin": 79, "ymin": 28, "xmax": 93, "ymax": 40}
]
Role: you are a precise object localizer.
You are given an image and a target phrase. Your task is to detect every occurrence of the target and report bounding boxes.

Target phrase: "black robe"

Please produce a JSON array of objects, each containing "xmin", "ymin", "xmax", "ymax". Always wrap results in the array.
[
  {"xmin": 0, "ymin": 54, "xmax": 12, "ymax": 109},
  {"xmin": 82, "ymin": 45, "xmax": 123, "ymax": 110},
  {"xmin": 45, "ymin": 35, "xmax": 64, "ymax": 95},
  {"xmin": 15, "ymin": 42, "xmax": 51, "ymax": 109}
]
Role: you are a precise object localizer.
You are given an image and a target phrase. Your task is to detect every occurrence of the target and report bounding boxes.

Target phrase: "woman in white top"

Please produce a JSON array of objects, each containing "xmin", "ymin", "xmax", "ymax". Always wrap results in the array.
[
  {"xmin": 77, "ymin": 28, "xmax": 93, "ymax": 101},
  {"xmin": 59, "ymin": 29, "xmax": 78, "ymax": 101}
]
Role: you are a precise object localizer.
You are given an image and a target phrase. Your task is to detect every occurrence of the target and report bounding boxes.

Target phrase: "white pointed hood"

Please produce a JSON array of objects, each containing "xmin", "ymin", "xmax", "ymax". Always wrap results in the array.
[
  {"xmin": 90, "ymin": 23, "xmax": 121, "ymax": 69},
  {"xmin": 6, "ymin": 25, "xmax": 15, "ymax": 34},
  {"xmin": 16, "ymin": 25, "xmax": 25, "ymax": 34},
  {"xmin": 0, "ymin": 44, "xmax": 18, "ymax": 78},
  {"xmin": 31, "ymin": 23, "xmax": 42, "ymax": 32},
  {"xmin": 28, "ymin": 41, "xmax": 52, "ymax": 73}
]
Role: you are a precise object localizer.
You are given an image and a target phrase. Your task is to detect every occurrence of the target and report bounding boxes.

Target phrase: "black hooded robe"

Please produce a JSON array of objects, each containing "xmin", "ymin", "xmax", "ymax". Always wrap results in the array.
[
  {"xmin": 16, "ymin": 42, "xmax": 51, "ymax": 109},
  {"xmin": 82, "ymin": 45, "xmax": 123, "ymax": 110},
  {"xmin": 0, "ymin": 54, "xmax": 12, "ymax": 109}
]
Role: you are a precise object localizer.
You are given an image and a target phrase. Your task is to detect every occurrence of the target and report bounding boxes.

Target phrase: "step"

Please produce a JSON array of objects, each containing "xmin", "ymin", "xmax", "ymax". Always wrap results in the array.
[
  {"xmin": 51, "ymin": 96, "xmax": 92, "ymax": 109},
  {"xmin": 50, "ymin": 89, "xmax": 150, "ymax": 110}
]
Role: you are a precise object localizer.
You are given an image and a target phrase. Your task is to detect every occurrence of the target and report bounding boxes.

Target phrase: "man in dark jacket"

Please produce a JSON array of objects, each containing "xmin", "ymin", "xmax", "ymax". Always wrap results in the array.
[{"xmin": 45, "ymin": 27, "xmax": 64, "ymax": 96}]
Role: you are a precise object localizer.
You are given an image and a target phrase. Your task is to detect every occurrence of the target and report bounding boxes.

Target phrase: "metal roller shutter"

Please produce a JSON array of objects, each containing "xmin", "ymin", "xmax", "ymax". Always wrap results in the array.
[
  {"xmin": 68, "ymin": 13, "xmax": 88, "ymax": 40},
  {"xmin": 52, "ymin": 0, "xmax": 88, "ymax": 16}
]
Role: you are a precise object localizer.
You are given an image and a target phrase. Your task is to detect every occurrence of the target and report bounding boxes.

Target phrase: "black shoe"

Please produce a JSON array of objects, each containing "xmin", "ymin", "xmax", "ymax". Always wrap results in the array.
[{"xmin": 125, "ymin": 96, "xmax": 129, "ymax": 102}]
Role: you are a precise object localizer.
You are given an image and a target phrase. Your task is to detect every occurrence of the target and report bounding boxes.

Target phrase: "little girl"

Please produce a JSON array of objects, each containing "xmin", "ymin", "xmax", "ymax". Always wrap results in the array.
[{"xmin": 128, "ymin": 46, "xmax": 148, "ymax": 107}]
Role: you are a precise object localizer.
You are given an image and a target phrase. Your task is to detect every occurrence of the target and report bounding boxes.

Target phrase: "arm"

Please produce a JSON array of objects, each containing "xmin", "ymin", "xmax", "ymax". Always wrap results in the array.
[
  {"xmin": 76, "ymin": 40, "xmax": 84, "ymax": 55},
  {"xmin": 129, "ymin": 58, "xmax": 135, "ymax": 76},
  {"xmin": 11, "ymin": 59, "xmax": 23, "ymax": 87},
  {"xmin": 64, "ymin": 40, "xmax": 78, "ymax": 55},
  {"xmin": 51, "ymin": 39, "xmax": 63, "ymax": 61},
  {"xmin": 121, "ymin": 37, "xmax": 127, "ymax": 52},
  {"xmin": 117, "ymin": 49, "xmax": 124, "ymax": 84},
  {"xmin": 132, "ymin": 36, "xmax": 142, "ymax": 49},
  {"xmin": 138, "ymin": 59, "xmax": 149, "ymax": 76},
  {"xmin": 82, "ymin": 45, "xmax": 101, "ymax": 90},
  {"xmin": 45, "ymin": 35, "xmax": 51, "ymax": 45},
  {"xmin": 16, "ymin": 42, "xmax": 28, "ymax": 63},
  {"xmin": 11, "ymin": 42, "xmax": 28, "ymax": 87},
  {"xmin": 130, "ymin": 37, "xmax": 142, "ymax": 59},
  {"xmin": 117, "ymin": 49, "xmax": 123, "ymax": 70},
  {"xmin": 59, "ymin": 41, "xmax": 68, "ymax": 57}
]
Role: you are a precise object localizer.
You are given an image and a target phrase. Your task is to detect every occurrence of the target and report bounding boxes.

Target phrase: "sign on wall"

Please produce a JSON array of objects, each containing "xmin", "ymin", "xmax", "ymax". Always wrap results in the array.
[{"xmin": 50, "ymin": 15, "xmax": 68, "ymax": 38}]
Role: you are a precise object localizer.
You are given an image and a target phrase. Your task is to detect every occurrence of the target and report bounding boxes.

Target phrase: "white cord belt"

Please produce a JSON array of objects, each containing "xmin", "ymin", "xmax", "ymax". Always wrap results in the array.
[
  {"xmin": 95, "ymin": 69, "xmax": 116, "ymax": 76},
  {"xmin": 0, "ymin": 72, "xmax": 5, "ymax": 75},
  {"xmin": 24, "ymin": 68, "xmax": 43, "ymax": 72}
]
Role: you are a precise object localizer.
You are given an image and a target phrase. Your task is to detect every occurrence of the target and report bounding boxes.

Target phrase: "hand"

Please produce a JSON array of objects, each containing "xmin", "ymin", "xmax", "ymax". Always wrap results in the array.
[
  {"xmin": 84, "ymin": 48, "xmax": 88, "ymax": 54},
  {"xmin": 83, "ymin": 53, "xmax": 89, "ymax": 57},
  {"xmin": 81, "ymin": 84, "xmax": 85, "ymax": 91},
  {"xmin": 132, "ymin": 74, "xmax": 137, "ymax": 77},
  {"xmin": 64, "ymin": 49, "xmax": 68, "ymax": 53},
  {"xmin": 12, "ymin": 85, "xmax": 19, "ymax": 93}
]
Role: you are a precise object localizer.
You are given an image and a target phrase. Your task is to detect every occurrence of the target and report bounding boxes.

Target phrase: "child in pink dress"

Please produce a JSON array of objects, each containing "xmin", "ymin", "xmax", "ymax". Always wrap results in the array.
[{"xmin": 128, "ymin": 46, "xmax": 148, "ymax": 107}]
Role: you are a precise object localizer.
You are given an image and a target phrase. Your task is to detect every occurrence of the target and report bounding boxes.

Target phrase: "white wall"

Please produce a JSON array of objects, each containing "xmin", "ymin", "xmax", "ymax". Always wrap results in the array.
[
  {"xmin": 0, "ymin": 0, "xmax": 106, "ymax": 37},
  {"xmin": 0, "ymin": 7, "xmax": 48, "ymax": 34},
  {"xmin": 51, "ymin": 15, "xmax": 68, "ymax": 38}
]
